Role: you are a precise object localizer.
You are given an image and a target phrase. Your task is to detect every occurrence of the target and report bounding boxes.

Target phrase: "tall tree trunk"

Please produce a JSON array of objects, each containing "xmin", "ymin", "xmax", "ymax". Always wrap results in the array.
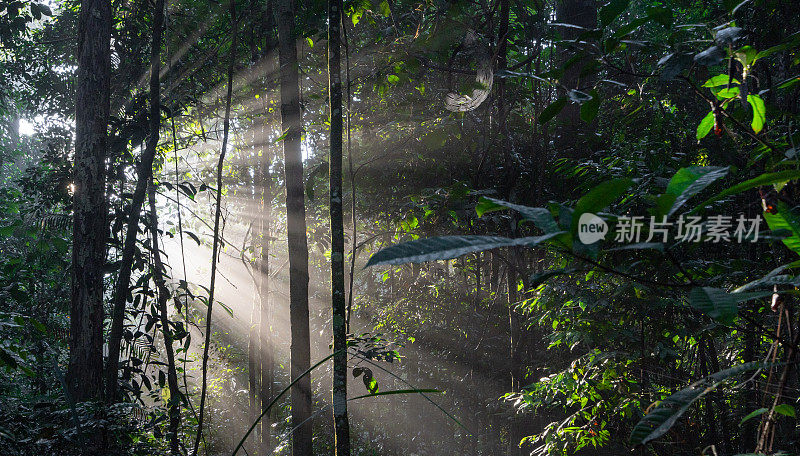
[
  {"xmin": 259, "ymin": 158, "xmax": 275, "ymax": 454},
  {"xmin": 554, "ymin": 0, "xmax": 597, "ymax": 159},
  {"xmin": 248, "ymin": 262, "xmax": 260, "ymax": 450},
  {"xmin": 105, "ymin": 0, "xmax": 165, "ymax": 401},
  {"xmin": 496, "ymin": 1, "xmax": 524, "ymax": 452},
  {"xmin": 191, "ymin": 0, "xmax": 237, "ymax": 453},
  {"xmin": 475, "ymin": 252, "xmax": 481, "ymax": 306},
  {"xmin": 507, "ymin": 249, "xmax": 523, "ymax": 456},
  {"xmin": 247, "ymin": 139, "xmax": 260, "ymax": 451},
  {"xmin": 490, "ymin": 250, "xmax": 499, "ymax": 293},
  {"xmin": 68, "ymin": 0, "xmax": 111, "ymax": 405},
  {"xmin": 496, "ymin": 0, "xmax": 515, "ymax": 199},
  {"xmin": 276, "ymin": 0, "xmax": 313, "ymax": 453},
  {"xmin": 147, "ymin": 182, "xmax": 182, "ymax": 455},
  {"xmin": 328, "ymin": 0, "xmax": 351, "ymax": 454}
]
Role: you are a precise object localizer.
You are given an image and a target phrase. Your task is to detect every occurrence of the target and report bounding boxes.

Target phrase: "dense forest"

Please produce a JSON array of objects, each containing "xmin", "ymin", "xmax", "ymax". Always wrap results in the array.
[{"xmin": 2, "ymin": 0, "xmax": 800, "ymax": 454}]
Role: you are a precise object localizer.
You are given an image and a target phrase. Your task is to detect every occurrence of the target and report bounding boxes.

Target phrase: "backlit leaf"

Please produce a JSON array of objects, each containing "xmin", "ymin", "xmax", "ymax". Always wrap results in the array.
[{"xmin": 365, "ymin": 233, "xmax": 564, "ymax": 267}]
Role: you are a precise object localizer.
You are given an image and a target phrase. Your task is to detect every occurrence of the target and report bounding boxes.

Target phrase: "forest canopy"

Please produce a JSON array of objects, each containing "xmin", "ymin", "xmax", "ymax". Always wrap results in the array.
[{"xmin": 1, "ymin": 0, "xmax": 800, "ymax": 455}]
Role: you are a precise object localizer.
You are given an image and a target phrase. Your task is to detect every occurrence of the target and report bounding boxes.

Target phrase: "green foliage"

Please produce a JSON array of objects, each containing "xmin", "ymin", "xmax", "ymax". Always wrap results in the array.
[
  {"xmin": 688, "ymin": 287, "xmax": 770, "ymax": 325},
  {"xmin": 630, "ymin": 362, "xmax": 765, "ymax": 446},
  {"xmin": 656, "ymin": 166, "xmax": 729, "ymax": 217},
  {"xmin": 747, "ymin": 94, "xmax": 766, "ymax": 133},
  {"xmin": 696, "ymin": 111, "xmax": 715, "ymax": 140}
]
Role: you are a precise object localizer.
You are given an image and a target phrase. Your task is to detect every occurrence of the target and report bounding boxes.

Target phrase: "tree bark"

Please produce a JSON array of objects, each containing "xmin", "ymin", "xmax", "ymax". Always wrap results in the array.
[
  {"xmin": 259, "ymin": 158, "xmax": 275, "ymax": 454},
  {"xmin": 147, "ymin": 182, "xmax": 181, "ymax": 456},
  {"xmin": 328, "ymin": 0, "xmax": 351, "ymax": 454},
  {"xmin": 105, "ymin": 0, "xmax": 165, "ymax": 401},
  {"xmin": 191, "ymin": 0, "xmax": 237, "ymax": 453},
  {"xmin": 276, "ymin": 0, "xmax": 313, "ymax": 453},
  {"xmin": 68, "ymin": 0, "xmax": 111, "ymax": 405}
]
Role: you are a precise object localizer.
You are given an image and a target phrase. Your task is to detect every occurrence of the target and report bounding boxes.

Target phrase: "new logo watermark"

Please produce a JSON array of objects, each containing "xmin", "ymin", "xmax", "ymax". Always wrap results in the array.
[
  {"xmin": 577, "ymin": 213, "xmax": 762, "ymax": 245},
  {"xmin": 578, "ymin": 213, "xmax": 609, "ymax": 244}
]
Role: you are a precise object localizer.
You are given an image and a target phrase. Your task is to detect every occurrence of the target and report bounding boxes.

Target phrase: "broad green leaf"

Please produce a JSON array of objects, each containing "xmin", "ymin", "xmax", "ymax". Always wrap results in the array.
[
  {"xmin": 764, "ymin": 201, "xmax": 800, "ymax": 256},
  {"xmin": 747, "ymin": 94, "xmax": 766, "ymax": 133},
  {"xmin": 630, "ymin": 362, "xmax": 766, "ymax": 446},
  {"xmin": 387, "ymin": 74, "xmax": 400, "ymax": 84},
  {"xmin": 365, "ymin": 233, "xmax": 564, "ymax": 267},
  {"xmin": 580, "ymin": 90, "xmax": 601, "ymax": 122},
  {"xmin": 756, "ymin": 33, "xmax": 800, "ymax": 60},
  {"xmin": 703, "ymin": 75, "xmax": 741, "ymax": 88},
  {"xmin": 659, "ymin": 166, "xmax": 729, "ymax": 217},
  {"xmin": 659, "ymin": 53, "xmax": 692, "ymax": 81},
  {"xmin": 689, "ymin": 287, "xmax": 771, "ymax": 324},
  {"xmin": 715, "ymin": 27, "xmax": 744, "ymax": 46},
  {"xmin": 691, "ymin": 170, "xmax": 800, "ymax": 214},
  {"xmin": 612, "ymin": 16, "xmax": 650, "ymax": 39},
  {"xmin": 538, "ymin": 97, "xmax": 567, "ymax": 124},
  {"xmin": 774, "ymin": 404, "xmax": 796, "ymax": 418},
  {"xmin": 714, "ymin": 86, "xmax": 740, "ymax": 99},
  {"xmin": 734, "ymin": 274, "xmax": 800, "ymax": 293},
  {"xmin": 735, "ymin": 45, "xmax": 758, "ymax": 68},
  {"xmin": 690, "ymin": 287, "xmax": 736, "ymax": 323},
  {"xmin": 694, "ymin": 46, "xmax": 726, "ymax": 66},
  {"xmin": 696, "ymin": 111, "xmax": 714, "ymax": 140},
  {"xmin": 599, "ymin": 0, "xmax": 629, "ymax": 27},
  {"xmin": 778, "ymin": 77, "xmax": 800, "ymax": 90},
  {"xmin": 575, "ymin": 178, "xmax": 634, "ymax": 214},
  {"xmin": 740, "ymin": 408, "xmax": 768, "ymax": 426},
  {"xmin": 570, "ymin": 178, "xmax": 634, "ymax": 234},
  {"xmin": 477, "ymin": 197, "xmax": 560, "ymax": 233}
]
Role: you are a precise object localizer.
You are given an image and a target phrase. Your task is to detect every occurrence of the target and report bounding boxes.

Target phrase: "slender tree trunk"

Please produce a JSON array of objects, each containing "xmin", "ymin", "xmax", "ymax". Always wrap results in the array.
[
  {"xmin": 68, "ymin": 0, "xmax": 111, "ymax": 405},
  {"xmin": 554, "ymin": 0, "xmax": 597, "ymax": 158},
  {"xmin": 191, "ymin": 0, "xmax": 237, "ymax": 453},
  {"xmin": 259, "ymin": 159, "xmax": 275, "ymax": 454},
  {"xmin": 276, "ymin": 0, "xmax": 313, "ymax": 453},
  {"xmin": 496, "ymin": 1, "xmax": 524, "ymax": 451},
  {"xmin": 328, "ymin": 0, "xmax": 351, "ymax": 453},
  {"xmin": 496, "ymin": 0, "xmax": 516, "ymax": 199},
  {"xmin": 742, "ymin": 302, "xmax": 759, "ymax": 451},
  {"xmin": 507, "ymin": 249, "xmax": 523, "ymax": 456},
  {"xmin": 475, "ymin": 252, "xmax": 481, "ymax": 306},
  {"xmin": 490, "ymin": 250, "xmax": 499, "ymax": 293},
  {"xmin": 147, "ymin": 182, "xmax": 181, "ymax": 456},
  {"xmin": 247, "ymin": 160, "xmax": 259, "ymax": 451},
  {"xmin": 105, "ymin": 0, "xmax": 165, "ymax": 401},
  {"xmin": 247, "ymin": 157, "xmax": 260, "ymax": 451},
  {"xmin": 247, "ymin": 162, "xmax": 262, "ymax": 452},
  {"xmin": 248, "ymin": 268, "xmax": 259, "ymax": 449}
]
